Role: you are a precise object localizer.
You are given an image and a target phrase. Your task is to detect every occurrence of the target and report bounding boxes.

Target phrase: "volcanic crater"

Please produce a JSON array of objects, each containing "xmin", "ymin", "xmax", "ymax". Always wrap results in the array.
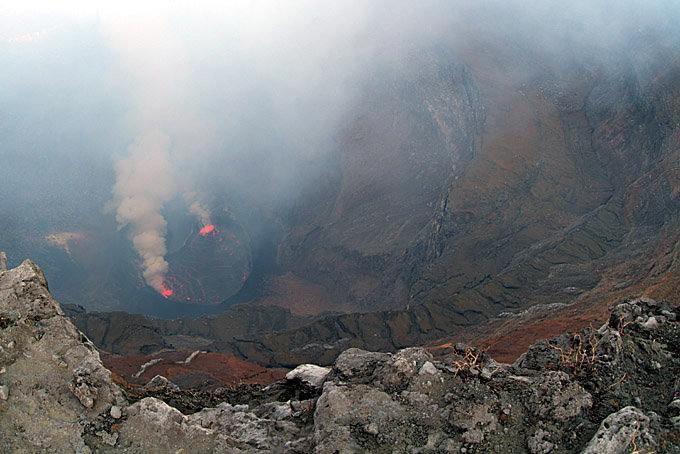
[{"xmin": 160, "ymin": 212, "xmax": 251, "ymax": 305}]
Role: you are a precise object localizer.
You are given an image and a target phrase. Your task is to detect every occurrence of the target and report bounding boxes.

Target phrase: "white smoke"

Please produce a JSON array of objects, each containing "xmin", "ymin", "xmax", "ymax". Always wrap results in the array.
[
  {"xmin": 104, "ymin": 11, "xmax": 201, "ymax": 292},
  {"xmin": 101, "ymin": 4, "xmax": 370, "ymax": 292},
  {"xmin": 112, "ymin": 131, "xmax": 176, "ymax": 291},
  {"xmin": 188, "ymin": 201, "xmax": 211, "ymax": 227}
]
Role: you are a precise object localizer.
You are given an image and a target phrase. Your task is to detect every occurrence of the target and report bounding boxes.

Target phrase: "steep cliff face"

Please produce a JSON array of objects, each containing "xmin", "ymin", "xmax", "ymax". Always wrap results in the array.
[
  {"xmin": 277, "ymin": 49, "xmax": 484, "ymax": 313},
  {"xmin": 279, "ymin": 37, "xmax": 680, "ymax": 319}
]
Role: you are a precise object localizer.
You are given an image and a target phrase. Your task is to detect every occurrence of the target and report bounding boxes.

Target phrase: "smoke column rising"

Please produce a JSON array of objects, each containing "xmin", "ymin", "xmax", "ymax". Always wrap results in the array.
[
  {"xmin": 188, "ymin": 201, "xmax": 211, "ymax": 227},
  {"xmin": 104, "ymin": 10, "xmax": 212, "ymax": 292},
  {"xmin": 112, "ymin": 131, "xmax": 176, "ymax": 291},
  {"xmin": 101, "ymin": 2, "xmax": 373, "ymax": 293}
]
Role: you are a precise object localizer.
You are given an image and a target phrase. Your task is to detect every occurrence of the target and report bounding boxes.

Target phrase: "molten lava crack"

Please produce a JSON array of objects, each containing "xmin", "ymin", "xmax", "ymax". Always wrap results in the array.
[{"xmin": 159, "ymin": 223, "xmax": 250, "ymax": 305}]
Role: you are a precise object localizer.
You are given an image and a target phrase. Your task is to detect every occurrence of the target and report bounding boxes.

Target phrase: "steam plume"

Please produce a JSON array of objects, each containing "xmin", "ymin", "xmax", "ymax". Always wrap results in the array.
[
  {"xmin": 105, "ymin": 11, "xmax": 196, "ymax": 293},
  {"xmin": 188, "ymin": 201, "xmax": 211, "ymax": 227},
  {"xmin": 112, "ymin": 131, "xmax": 176, "ymax": 291}
]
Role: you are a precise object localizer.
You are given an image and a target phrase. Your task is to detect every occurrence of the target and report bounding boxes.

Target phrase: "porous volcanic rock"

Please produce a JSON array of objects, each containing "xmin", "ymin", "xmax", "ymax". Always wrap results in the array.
[
  {"xmin": 0, "ymin": 257, "xmax": 312, "ymax": 453},
  {"xmin": 307, "ymin": 297, "xmax": 680, "ymax": 453},
  {"xmin": 0, "ymin": 259, "xmax": 125, "ymax": 453},
  {"xmin": 2, "ymin": 257, "xmax": 680, "ymax": 453}
]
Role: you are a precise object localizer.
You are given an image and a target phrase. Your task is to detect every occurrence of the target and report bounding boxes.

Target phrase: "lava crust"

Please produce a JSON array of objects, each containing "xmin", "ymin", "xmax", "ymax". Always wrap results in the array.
[{"xmin": 160, "ymin": 221, "xmax": 250, "ymax": 305}]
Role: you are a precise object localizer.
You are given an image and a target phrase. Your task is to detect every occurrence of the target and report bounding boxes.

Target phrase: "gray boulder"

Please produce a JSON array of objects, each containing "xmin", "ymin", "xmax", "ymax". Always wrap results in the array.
[
  {"xmin": 581, "ymin": 406, "xmax": 656, "ymax": 454},
  {"xmin": 286, "ymin": 364, "xmax": 331, "ymax": 389},
  {"xmin": 0, "ymin": 259, "xmax": 126, "ymax": 453}
]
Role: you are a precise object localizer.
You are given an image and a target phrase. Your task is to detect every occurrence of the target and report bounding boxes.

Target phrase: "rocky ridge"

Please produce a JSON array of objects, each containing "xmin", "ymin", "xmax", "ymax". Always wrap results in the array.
[
  {"xmin": 2, "ymin": 256, "xmax": 680, "ymax": 453},
  {"xmin": 0, "ymin": 256, "xmax": 125, "ymax": 453}
]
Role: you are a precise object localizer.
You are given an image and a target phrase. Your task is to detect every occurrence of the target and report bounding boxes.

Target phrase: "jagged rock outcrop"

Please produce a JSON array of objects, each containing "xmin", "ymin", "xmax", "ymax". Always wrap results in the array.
[
  {"xmin": 307, "ymin": 296, "xmax": 680, "ymax": 453},
  {"xmin": 0, "ymin": 258, "xmax": 313, "ymax": 453},
  {"xmin": 0, "ymin": 259, "xmax": 125, "ymax": 453},
  {"xmin": 2, "ymin": 257, "xmax": 679, "ymax": 452}
]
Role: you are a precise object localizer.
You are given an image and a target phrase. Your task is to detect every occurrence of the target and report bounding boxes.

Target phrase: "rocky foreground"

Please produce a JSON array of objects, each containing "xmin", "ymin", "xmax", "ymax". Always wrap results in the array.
[{"xmin": 1, "ymin": 256, "xmax": 679, "ymax": 453}]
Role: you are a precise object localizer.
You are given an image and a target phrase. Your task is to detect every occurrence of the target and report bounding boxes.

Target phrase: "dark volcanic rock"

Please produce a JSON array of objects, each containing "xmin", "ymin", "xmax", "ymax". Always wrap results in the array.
[
  {"xmin": 307, "ymin": 297, "xmax": 680, "ymax": 453},
  {"xmin": 278, "ymin": 50, "xmax": 484, "ymax": 313},
  {"xmin": 63, "ymin": 302, "xmax": 314, "ymax": 357},
  {"xmin": 245, "ymin": 34, "xmax": 680, "ymax": 366},
  {"xmin": 3, "ymin": 256, "xmax": 680, "ymax": 453},
  {"xmin": 161, "ymin": 212, "xmax": 251, "ymax": 305}
]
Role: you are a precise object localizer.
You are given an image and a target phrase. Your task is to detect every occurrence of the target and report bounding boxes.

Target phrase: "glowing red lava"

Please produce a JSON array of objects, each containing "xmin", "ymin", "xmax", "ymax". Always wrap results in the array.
[
  {"xmin": 199, "ymin": 224, "xmax": 216, "ymax": 236},
  {"xmin": 160, "ymin": 282, "xmax": 174, "ymax": 299},
  {"xmin": 158, "ymin": 221, "xmax": 251, "ymax": 305}
]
